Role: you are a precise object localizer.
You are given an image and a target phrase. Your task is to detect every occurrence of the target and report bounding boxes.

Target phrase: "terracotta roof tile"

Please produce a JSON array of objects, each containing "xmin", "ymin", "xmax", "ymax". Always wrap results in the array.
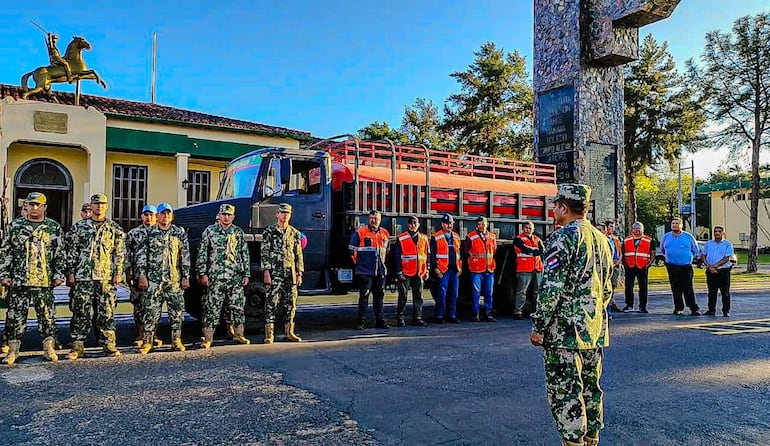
[{"xmin": 0, "ymin": 83, "xmax": 312, "ymax": 141}]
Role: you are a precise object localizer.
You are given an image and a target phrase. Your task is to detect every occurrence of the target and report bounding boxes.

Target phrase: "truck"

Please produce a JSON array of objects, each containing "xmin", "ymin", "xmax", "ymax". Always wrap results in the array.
[{"xmin": 173, "ymin": 136, "xmax": 558, "ymax": 320}]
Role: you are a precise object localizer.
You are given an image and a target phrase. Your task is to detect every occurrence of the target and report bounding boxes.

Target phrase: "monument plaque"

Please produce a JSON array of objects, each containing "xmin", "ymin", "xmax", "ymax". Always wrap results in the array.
[
  {"xmin": 33, "ymin": 111, "xmax": 68, "ymax": 134},
  {"xmin": 537, "ymin": 84, "xmax": 575, "ymax": 182}
]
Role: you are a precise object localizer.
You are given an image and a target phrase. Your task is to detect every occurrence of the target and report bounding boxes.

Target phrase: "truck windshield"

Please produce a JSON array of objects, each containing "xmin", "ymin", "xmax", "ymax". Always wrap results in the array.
[{"xmin": 219, "ymin": 154, "xmax": 262, "ymax": 199}]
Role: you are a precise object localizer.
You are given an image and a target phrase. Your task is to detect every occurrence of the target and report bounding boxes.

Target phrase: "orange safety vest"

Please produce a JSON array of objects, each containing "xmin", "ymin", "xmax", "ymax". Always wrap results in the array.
[
  {"xmin": 623, "ymin": 235, "xmax": 652, "ymax": 269},
  {"xmin": 609, "ymin": 234, "xmax": 622, "ymax": 259},
  {"xmin": 515, "ymin": 234, "xmax": 544, "ymax": 273},
  {"xmin": 398, "ymin": 231, "xmax": 429, "ymax": 277},
  {"xmin": 466, "ymin": 230, "xmax": 496, "ymax": 273},
  {"xmin": 433, "ymin": 230, "xmax": 462, "ymax": 273},
  {"xmin": 351, "ymin": 226, "xmax": 389, "ymax": 266}
]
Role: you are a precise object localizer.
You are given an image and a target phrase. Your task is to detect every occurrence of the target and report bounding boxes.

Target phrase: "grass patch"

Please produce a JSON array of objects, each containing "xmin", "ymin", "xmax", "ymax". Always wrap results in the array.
[{"xmin": 647, "ymin": 265, "xmax": 770, "ymax": 285}]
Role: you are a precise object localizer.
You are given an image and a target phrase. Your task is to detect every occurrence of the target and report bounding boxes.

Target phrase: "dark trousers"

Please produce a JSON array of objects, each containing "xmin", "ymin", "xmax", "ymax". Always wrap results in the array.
[
  {"xmin": 357, "ymin": 274, "xmax": 385, "ymax": 322},
  {"xmin": 624, "ymin": 267, "xmax": 649, "ymax": 309},
  {"xmin": 665, "ymin": 264, "xmax": 699, "ymax": 312},
  {"xmin": 396, "ymin": 275, "xmax": 424, "ymax": 321},
  {"xmin": 706, "ymin": 268, "xmax": 731, "ymax": 314}
]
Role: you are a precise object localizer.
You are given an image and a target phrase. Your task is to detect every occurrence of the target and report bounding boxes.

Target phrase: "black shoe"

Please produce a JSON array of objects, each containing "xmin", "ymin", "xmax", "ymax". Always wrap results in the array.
[
  {"xmin": 703, "ymin": 310, "xmax": 716, "ymax": 316},
  {"xmin": 513, "ymin": 314, "xmax": 525, "ymax": 320},
  {"xmin": 673, "ymin": 310, "xmax": 684, "ymax": 315},
  {"xmin": 412, "ymin": 319, "xmax": 428, "ymax": 327},
  {"xmin": 446, "ymin": 317, "xmax": 460, "ymax": 324},
  {"xmin": 375, "ymin": 319, "xmax": 390, "ymax": 329},
  {"xmin": 639, "ymin": 307, "xmax": 649, "ymax": 314},
  {"xmin": 723, "ymin": 312, "xmax": 731, "ymax": 317},
  {"xmin": 470, "ymin": 314, "xmax": 480, "ymax": 322},
  {"xmin": 610, "ymin": 303, "xmax": 622, "ymax": 312},
  {"xmin": 691, "ymin": 310, "xmax": 702, "ymax": 316},
  {"xmin": 397, "ymin": 319, "xmax": 406, "ymax": 327},
  {"xmin": 355, "ymin": 321, "xmax": 366, "ymax": 330},
  {"xmin": 484, "ymin": 315, "xmax": 497, "ymax": 322},
  {"xmin": 433, "ymin": 317, "xmax": 445, "ymax": 324}
]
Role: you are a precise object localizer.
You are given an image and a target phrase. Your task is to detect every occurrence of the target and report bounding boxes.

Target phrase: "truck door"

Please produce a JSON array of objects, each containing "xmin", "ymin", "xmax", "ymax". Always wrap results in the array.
[{"xmin": 260, "ymin": 155, "xmax": 332, "ymax": 292}]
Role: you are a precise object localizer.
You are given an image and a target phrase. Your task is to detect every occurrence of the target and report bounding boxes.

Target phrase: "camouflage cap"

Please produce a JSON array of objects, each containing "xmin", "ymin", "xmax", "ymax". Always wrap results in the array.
[
  {"xmin": 219, "ymin": 203, "xmax": 235, "ymax": 215},
  {"xmin": 90, "ymin": 193, "xmax": 108, "ymax": 204},
  {"xmin": 25, "ymin": 192, "xmax": 47, "ymax": 205},
  {"xmin": 80, "ymin": 203, "xmax": 91, "ymax": 212},
  {"xmin": 277, "ymin": 203, "xmax": 293, "ymax": 214},
  {"xmin": 550, "ymin": 183, "xmax": 591, "ymax": 203}
]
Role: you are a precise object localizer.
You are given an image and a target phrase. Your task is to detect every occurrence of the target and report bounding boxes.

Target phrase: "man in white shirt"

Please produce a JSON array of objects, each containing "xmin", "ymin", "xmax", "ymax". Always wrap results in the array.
[{"xmin": 700, "ymin": 226, "xmax": 734, "ymax": 317}]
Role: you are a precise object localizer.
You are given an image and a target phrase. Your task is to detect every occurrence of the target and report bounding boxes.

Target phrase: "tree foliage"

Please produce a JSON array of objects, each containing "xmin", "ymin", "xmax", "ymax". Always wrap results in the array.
[
  {"xmin": 356, "ymin": 121, "xmax": 408, "ymax": 144},
  {"xmin": 624, "ymin": 35, "xmax": 706, "ymax": 226},
  {"xmin": 687, "ymin": 12, "xmax": 770, "ymax": 272},
  {"xmin": 401, "ymin": 98, "xmax": 448, "ymax": 149},
  {"xmin": 442, "ymin": 42, "xmax": 533, "ymax": 159}
]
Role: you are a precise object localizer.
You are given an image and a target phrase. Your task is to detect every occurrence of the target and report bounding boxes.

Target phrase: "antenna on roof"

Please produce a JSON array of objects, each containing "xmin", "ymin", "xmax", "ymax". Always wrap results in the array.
[{"xmin": 151, "ymin": 32, "xmax": 157, "ymax": 104}]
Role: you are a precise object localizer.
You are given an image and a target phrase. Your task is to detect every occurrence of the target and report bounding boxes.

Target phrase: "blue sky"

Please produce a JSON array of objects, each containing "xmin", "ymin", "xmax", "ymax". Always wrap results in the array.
[{"xmin": 1, "ymin": 0, "xmax": 767, "ymax": 148}]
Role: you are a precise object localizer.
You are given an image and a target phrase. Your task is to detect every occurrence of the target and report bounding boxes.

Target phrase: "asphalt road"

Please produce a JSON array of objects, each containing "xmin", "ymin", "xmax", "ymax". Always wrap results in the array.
[{"xmin": 0, "ymin": 288, "xmax": 769, "ymax": 445}]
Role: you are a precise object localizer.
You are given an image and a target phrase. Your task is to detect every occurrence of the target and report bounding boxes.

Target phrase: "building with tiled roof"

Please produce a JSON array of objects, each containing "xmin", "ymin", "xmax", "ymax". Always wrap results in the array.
[{"xmin": 0, "ymin": 83, "xmax": 313, "ymax": 230}]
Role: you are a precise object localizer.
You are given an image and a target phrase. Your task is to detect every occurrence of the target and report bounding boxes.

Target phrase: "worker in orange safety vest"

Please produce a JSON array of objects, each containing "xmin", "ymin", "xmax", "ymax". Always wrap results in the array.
[
  {"xmin": 429, "ymin": 213, "xmax": 462, "ymax": 324},
  {"xmin": 513, "ymin": 221, "xmax": 545, "ymax": 319},
  {"xmin": 462, "ymin": 216, "xmax": 497, "ymax": 322},
  {"xmin": 621, "ymin": 221, "xmax": 658, "ymax": 313},
  {"xmin": 349, "ymin": 210, "xmax": 390, "ymax": 330},
  {"xmin": 393, "ymin": 215, "xmax": 430, "ymax": 327}
]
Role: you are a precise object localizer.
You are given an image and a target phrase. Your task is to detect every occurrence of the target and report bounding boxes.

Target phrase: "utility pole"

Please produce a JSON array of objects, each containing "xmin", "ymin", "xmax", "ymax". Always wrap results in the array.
[{"xmin": 678, "ymin": 160, "xmax": 696, "ymax": 235}]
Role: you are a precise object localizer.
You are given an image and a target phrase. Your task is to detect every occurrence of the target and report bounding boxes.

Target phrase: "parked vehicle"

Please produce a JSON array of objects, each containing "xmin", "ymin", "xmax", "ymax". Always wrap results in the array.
[{"xmin": 174, "ymin": 137, "xmax": 558, "ymax": 320}]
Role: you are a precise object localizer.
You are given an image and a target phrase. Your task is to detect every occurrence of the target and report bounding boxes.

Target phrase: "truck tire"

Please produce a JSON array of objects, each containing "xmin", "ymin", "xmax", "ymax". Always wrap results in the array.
[
  {"xmin": 245, "ymin": 280, "xmax": 267, "ymax": 322},
  {"xmin": 183, "ymin": 286, "xmax": 204, "ymax": 320}
]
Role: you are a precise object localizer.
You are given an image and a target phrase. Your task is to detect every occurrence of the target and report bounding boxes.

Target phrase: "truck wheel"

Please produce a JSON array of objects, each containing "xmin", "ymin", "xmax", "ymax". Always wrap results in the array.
[
  {"xmin": 183, "ymin": 286, "xmax": 204, "ymax": 320},
  {"xmin": 245, "ymin": 281, "xmax": 266, "ymax": 322}
]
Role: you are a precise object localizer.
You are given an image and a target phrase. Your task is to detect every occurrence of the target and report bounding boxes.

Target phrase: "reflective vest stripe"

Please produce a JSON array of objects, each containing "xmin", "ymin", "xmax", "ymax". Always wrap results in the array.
[
  {"xmin": 515, "ymin": 234, "xmax": 543, "ymax": 272},
  {"xmin": 433, "ymin": 230, "xmax": 462, "ymax": 273},
  {"xmin": 398, "ymin": 231, "xmax": 428, "ymax": 277},
  {"xmin": 623, "ymin": 235, "xmax": 652, "ymax": 269},
  {"xmin": 467, "ymin": 230, "xmax": 496, "ymax": 273}
]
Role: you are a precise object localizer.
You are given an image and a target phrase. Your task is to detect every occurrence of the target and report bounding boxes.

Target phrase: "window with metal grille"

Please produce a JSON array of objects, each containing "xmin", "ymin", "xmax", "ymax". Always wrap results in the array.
[
  {"xmin": 187, "ymin": 170, "xmax": 211, "ymax": 205},
  {"xmin": 112, "ymin": 164, "xmax": 147, "ymax": 231}
]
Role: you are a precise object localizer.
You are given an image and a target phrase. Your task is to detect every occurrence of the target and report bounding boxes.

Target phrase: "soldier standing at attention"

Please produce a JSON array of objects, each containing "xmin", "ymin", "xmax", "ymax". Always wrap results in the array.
[
  {"xmin": 0, "ymin": 193, "xmax": 66, "ymax": 365},
  {"xmin": 530, "ymin": 184, "xmax": 613, "ymax": 446},
  {"xmin": 349, "ymin": 210, "xmax": 390, "ymax": 330},
  {"xmin": 136, "ymin": 203, "xmax": 191, "ymax": 354},
  {"xmin": 261, "ymin": 203, "xmax": 304, "ymax": 344},
  {"xmin": 463, "ymin": 216, "xmax": 497, "ymax": 322},
  {"xmin": 429, "ymin": 213, "xmax": 462, "ymax": 324},
  {"xmin": 197, "ymin": 204, "xmax": 250, "ymax": 348},
  {"xmin": 79, "ymin": 203, "xmax": 92, "ymax": 220},
  {"xmin": 393, "ymin": 215, "xmax": 429, "ymax": 327},
  {"xmin": 124, "ymin": 204, "xmax": 157, "ymax": 347},
  {"xmin": 65, "ymin": 193, "xmax": 125, "ymax": 360}
]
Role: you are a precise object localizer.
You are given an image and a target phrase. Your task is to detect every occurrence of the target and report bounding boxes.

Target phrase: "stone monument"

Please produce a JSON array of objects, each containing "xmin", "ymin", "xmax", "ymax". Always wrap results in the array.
[{"xmin": 533, "ymin": 0, "xmax": 680, "ymax": 225}]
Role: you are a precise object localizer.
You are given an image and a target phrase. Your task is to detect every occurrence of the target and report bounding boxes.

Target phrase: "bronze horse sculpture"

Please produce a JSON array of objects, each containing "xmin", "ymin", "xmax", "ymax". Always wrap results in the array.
[{"xmin": 21, "ymin": 36, "xmax": 108, "ymax": 99}]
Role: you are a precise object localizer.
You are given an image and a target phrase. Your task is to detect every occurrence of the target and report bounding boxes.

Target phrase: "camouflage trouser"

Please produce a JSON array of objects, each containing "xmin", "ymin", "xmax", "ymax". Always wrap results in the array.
[
  {"xmin": 4, "ymin": 287, "xmax": 56, "ymax": 341},
  {"xmin": 141, "ymin": 280, "xmax": 184, "ymax": 332},
  {"xmin": 70, "ymin": 280, "xmax": 117, "ymax": 342},
  {"xmin": 202, "ymin": 278, "xmax": 245, "ymax": 329},
  {"xmin": 542, "ymin": 347, "xmax": 604, "ymax": 442},
  {"xmin": 129, "ymin": 285, "xmax": 146, "ymax": 330},
  {"xmin": 264, "ymin": 274, "xmax": 298, "ymax": 324}
]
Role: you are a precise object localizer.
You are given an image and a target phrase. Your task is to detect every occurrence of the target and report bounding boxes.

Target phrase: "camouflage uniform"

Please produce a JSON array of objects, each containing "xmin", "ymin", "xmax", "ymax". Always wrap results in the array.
[
  {"xmin": 65, "ymin": 217, "xmax": 125, "ymax": 344},
  {"xmin": 261, "ymin": 222, "xmax": 304, "ymax": 324},
  {"xmin": 137, "ymin": 224, "xmax": 190, "ymax": 333},
  {"xmin": 531, "ymin": 184, "xmax": 613, "ymax": 445},
  {"xmin": 0, "ymin": 217, "xmax": 65, "ymax": 342},
  {"xmin": 196, "ymin": 222, "xmax": 250, "ymax": 329},
  {"xmin": 125, "ymin": 224, "xmax": 150, "ymax": 336}
]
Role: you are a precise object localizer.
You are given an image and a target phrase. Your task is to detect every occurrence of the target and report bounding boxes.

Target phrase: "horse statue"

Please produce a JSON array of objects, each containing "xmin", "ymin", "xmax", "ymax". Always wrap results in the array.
[{"xmin": 20, "ymin": 36, "xmax": 108, "ymax": 100}]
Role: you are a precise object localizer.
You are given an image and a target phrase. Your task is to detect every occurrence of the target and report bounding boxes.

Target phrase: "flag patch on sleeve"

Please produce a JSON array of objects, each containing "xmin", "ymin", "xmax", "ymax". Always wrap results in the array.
[{"xmin": 546, "ymin": 256, "xmax": 559, "ymax": 269}]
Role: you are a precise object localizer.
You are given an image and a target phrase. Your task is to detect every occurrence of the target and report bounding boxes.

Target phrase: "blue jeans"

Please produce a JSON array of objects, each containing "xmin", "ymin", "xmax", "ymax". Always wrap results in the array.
[
  {"xmin": 470, "ymin": 272, "xmax": 494, "ymax": 315},
  {"xmin": 434, "ymin": 270, "xmax": 459, "ymax": 319}
]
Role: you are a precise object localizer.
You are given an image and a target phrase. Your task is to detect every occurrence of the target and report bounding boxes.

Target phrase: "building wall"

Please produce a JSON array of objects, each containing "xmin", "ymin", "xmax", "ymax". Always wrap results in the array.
[{"xmin": 710, "ymin": 190, "xmax": 770, "ymax": 248}]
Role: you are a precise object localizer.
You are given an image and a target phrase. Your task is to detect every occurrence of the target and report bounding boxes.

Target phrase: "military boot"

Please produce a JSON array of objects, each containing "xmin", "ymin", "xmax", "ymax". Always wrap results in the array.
[
  {"xmin": 154, "ymin": 337, "xmax": 164, "ymax": 347},
  {"xmin": 138, "ymin": 331, "xmax": 154, "ymax": 355},
  {"xmin": 230, "ymin": 325, "xmax": 250, "ymax": 344},
  {"xmin": 3, "ymin": 340, "xmax": 21, "ymax": 366},
  {"xmin": 562, "ymin": 440, "xmax": 584, "ymax": 446},
  {"xmin": 264, "ymin": 323, "xmax": 274, "ymax": 344},
  {"xmin": 583, "ymin": 436, "xmax": 599, "ymax": 446},
  {"xmin": 103, "ymin": 331, "xmax": 122, "ymax": 357},
  {"xmin": 285, "ymin": 322, "xmax": 302, "ymax": 342},
  {"xmin": 1, "ymin": 343, "xmax": 9, "ymax": 355},
  {"xmin": 68, "ymin": 340, "xmax": 85, "ymax": 360},
  {"xmin": 201, "ymin": 327, "xmax": 214, "ymax": 349},
  {"xmin": 133, "ymin": 325, "xmax": 143, "ymax": 347},
  {"xmin": 42, "ymin": 337, "xmax": 58, "ymax": 362},
  {"xmin": 171, "ymin": 330, "xmax": 186, "ymax": 352}
]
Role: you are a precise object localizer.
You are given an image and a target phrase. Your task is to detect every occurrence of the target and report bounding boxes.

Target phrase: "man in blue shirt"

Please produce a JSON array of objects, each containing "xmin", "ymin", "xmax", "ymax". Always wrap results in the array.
[
  {"xmin": 660, "ymin": 217, "xmax": 701, "ymax": 316},
  {"xmin": 700, "ymin": 226, "xmax": 734, "ymax": 317}
]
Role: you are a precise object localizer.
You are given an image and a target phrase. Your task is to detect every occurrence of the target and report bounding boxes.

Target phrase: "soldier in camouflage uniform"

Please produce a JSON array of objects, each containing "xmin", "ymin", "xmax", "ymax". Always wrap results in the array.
[
  {"xmin": 196, "ymin": 203, "xmax": 250, "ymax": 348},
  {"xmin": 261, "ymin": 203, "xmax": 304, "ymax": 344},
  {"xmin": 135, "ymin": 203, "xmax": 191, "ymax": 354},
  {"xmin": 530, "ymin": 184, "xmax": 613, "ymax": 446},
  {"xmin": 65, "ymin": 193, "xmax": 126, "ymax": 359},
  {"xmin": 0, "ymin": 193, "xmax": 66, "ymax": 365},
  {"xmin": 124, "ymin": 204, "xmax": 157, "ymax": 347}
]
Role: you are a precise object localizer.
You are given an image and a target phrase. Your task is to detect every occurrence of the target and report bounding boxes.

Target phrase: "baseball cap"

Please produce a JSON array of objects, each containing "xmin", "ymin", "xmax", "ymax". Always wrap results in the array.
[
  {"xmin": 157, "ymin": 203, "xmax": 173, "ymax": 213},
  {"xmin": 25, "ymin": 192, "xmax": 47, "ymax": 205},
  {"xmin": 441, "ymin": 213, "xmax": 454, "ymax": 224},
  {"xmin": 277, "ymin": 203, "xmax": 293, "ymax": 214},
  {"xmin": 141, "ymin": 204, "xmax": 157, "ymax": 214},
  {"xmin": 476, "ymin": 216, "xmax": 488, "ymax": 224},
  {"xmin": 219, "ymin": 203, "xmax": 235, "ymax": 215},
  {"xmin": 90, "ymin": 193, "xmax": 108, "ymax": 204},
  {"xmin": 408, "ymin": 215, "xmax": 419, "ymax": 223},
  {"xmin": 550, "ymin": 183, "xmax": 591, "ymax": 203},
  {"xmin": 80, "ymin": 203, "xmax": 91, "ymax": 212}
]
